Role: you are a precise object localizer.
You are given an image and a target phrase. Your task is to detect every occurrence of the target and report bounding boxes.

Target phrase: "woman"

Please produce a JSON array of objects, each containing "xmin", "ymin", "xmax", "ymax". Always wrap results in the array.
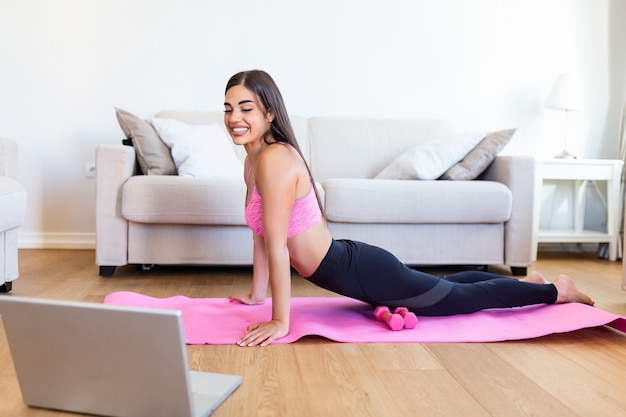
[{"xmin": 224, "ymin": 70, "xmax": 594, "ymax": 347}]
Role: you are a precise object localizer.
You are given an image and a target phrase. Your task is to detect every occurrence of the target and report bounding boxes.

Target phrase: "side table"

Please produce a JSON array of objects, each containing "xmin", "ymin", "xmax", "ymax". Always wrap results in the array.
[{"xmin": 532, "ymin": 159, "xmax": 624, "ymax": 261}]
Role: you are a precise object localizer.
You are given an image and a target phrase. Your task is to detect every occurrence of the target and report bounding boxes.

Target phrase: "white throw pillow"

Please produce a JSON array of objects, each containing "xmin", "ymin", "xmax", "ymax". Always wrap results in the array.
[
  {"xmin": 148, "ymin": 118, "xmax": 242, "ymax": 178},
  {"xmin": 374, "ymin": 131, "xmax": 486, "ymax": 180}
]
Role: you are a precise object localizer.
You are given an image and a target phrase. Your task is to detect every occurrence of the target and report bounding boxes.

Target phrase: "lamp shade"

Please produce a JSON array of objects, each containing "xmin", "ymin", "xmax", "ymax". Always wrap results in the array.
[{"xmin": 545, "ymin": 72, "xmax": 582, "ymax": 111}]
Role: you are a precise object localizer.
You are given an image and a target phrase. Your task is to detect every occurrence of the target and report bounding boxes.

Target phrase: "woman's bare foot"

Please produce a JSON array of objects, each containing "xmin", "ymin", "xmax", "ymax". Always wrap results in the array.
[
  {"xmin": 521, "ymin": 270, "xmax": 550, "ymax": 284},
  {"xmin": 553, "ymin": 274, "xmax": 594, "ymax": 305}
]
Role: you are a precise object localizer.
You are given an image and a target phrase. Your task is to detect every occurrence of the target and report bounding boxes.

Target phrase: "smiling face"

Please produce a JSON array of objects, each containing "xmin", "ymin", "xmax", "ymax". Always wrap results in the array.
[{"xmin": 224, "ymin": 84, "xmax": 274, "ymax": 148}]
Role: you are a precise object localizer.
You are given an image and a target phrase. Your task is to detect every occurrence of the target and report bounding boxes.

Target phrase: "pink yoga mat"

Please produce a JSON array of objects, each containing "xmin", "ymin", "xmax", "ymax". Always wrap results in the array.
[{"xmin": 103, "ymin": 291, "xmax": 626, "ymax": 345}]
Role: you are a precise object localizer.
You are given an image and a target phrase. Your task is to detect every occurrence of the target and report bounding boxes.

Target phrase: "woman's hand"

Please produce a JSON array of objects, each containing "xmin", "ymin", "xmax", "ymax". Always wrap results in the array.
[
  {"xmin": 229, "ymin": 293, "xmax": 265, "ymax": 305},
  {"xmin": 237, "ymin": 320, "xmax": 289, "ymax": 347}
]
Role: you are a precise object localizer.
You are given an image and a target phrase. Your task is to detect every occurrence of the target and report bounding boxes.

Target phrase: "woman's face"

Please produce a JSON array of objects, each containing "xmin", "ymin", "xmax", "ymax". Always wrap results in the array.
[{"xmin": 224, "ymin": 84, "xmax": 273, "ymax": 147}]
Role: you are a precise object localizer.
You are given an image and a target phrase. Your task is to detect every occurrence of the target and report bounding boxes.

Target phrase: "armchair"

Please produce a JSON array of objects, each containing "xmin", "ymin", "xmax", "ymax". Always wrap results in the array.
[{"xmin": 0, "ymin": 138, "xmax": 27, "ymax": 292}]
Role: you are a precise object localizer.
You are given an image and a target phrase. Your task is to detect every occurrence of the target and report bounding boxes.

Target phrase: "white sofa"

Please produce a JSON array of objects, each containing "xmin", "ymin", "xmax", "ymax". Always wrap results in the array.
[
  {"xmin": 0, "ymin": 138, "xmax": 27, "ymax": 292},
  {"xmin": 96, "ymin": 111, "xmax": 535, "ymax": 277}
]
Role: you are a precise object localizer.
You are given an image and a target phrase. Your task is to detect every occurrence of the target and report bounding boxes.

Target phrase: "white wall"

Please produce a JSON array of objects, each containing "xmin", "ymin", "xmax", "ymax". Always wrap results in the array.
[{"xmin": 1, "ymin": 0, "xmax": 624, "ymax": 248}]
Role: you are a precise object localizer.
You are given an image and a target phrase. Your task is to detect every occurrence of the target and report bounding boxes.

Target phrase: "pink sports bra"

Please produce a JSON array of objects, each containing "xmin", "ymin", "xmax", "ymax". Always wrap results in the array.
[{"xmin": 244, "ymin": 145, "xmax": 322, "ymax": 238}]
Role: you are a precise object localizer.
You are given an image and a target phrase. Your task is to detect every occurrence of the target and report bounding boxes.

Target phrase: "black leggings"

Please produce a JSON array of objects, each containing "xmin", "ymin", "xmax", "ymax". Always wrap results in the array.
[{"xmin": 305, "ymin": 239, "xmax": 558, "ymax": 316}]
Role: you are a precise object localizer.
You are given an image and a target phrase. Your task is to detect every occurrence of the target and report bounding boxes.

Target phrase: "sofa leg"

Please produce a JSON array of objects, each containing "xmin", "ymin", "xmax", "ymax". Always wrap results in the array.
[
  {"xmin": 0, "ymin": 281, "xmax": 12, "ymax": 293},
  {"xmin": 510, "ymin": 267, "xmax": 527, "ymax": 276},
  {"xmin": 99, "ymin": 266, "xmax": 117, "ymax": 277}
]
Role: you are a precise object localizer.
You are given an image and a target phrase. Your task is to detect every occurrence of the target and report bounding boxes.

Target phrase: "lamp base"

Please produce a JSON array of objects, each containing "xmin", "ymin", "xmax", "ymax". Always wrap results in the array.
[{"xmin": 555, "ymin": 150, "xmax": 577, "ymax": 159}]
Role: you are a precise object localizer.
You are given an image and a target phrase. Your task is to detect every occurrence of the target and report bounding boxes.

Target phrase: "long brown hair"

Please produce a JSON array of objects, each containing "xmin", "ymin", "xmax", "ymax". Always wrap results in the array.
[{"xmin": 225, "ymin": 70, "xmax": 325, "ymax": 215}]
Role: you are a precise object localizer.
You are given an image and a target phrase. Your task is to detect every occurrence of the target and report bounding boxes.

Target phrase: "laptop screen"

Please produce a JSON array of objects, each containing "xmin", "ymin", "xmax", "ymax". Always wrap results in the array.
[{"xmin": 0, "ymin": 296, "xmax": 230, "ymax": 417}]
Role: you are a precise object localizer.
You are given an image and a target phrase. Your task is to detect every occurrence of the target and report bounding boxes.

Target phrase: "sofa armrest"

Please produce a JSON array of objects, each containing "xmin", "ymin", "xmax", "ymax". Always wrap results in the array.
[
  {"xmin": 95, "ymin": 144, "xmax": 137, "ymax": 267},
  {"xmin": 481, "ymin": 155, "xmax": 535, "ymax": 268}
]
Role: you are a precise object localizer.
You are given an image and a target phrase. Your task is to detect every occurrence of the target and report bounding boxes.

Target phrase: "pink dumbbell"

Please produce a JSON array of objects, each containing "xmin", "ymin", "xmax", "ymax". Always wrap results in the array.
[
  {"xmin": 374, "ymin": 306, "xmax": 404, "ymax": 331},
  {"xmin": 393, "ymin": 307, "xmax": 418, "ymax": 329}
]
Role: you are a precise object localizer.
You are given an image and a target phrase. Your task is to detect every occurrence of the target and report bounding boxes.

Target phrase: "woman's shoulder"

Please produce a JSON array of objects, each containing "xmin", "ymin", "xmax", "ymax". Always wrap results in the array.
[
  {"xmin": 259, "ymin": 142, "xmax": 298, "ymax": 166},
  {"xmin": 256, "ymin": 142, "xmax": 301, "ymax": 182}
]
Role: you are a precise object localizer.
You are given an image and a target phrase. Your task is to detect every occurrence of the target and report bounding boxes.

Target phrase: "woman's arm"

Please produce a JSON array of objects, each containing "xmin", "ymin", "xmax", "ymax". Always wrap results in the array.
[
  {"xmin": 229, "ymin": 233, "xmax": 269, "ymax": 305},
  {"xmin": 236, "ymin": 145, "xmax": 297, "ymax": 347}
]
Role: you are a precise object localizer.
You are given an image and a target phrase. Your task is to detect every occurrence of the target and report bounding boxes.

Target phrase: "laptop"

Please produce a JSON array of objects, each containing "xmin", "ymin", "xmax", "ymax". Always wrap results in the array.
[{"xmin": 0, "ymin": 296, "xmax": 242, "ymax": 417}]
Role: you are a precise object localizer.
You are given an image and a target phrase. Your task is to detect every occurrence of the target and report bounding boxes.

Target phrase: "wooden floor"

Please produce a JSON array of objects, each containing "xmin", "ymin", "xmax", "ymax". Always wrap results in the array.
[{"xmin": 1, "ymin": 249, "xmax": 625, "ymax": 417}]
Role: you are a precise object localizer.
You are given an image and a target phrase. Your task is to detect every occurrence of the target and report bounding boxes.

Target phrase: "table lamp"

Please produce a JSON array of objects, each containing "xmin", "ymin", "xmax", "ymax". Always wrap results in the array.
[{"xmin": 545, "ymin": 72, "xmax": 582, "ymax": 159}]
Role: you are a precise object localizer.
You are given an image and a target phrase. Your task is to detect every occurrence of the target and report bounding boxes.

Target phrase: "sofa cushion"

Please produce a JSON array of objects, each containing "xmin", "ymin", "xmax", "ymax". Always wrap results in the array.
[
  {"xmin": 115, "ymin": 107, "xmax": 177, "ymax": 176},
  {"xmin": 122, "ymin": 176, "xmax": 247, "ymax": 225},
  {"xmin": 0, "ymin": 177, "xmax": 27, "ymax": 231},
  {"xmin": 440, "ymin": 129, "xmax": 516, "ymax": 180},
  {"xmin": 148, "ymin": 118, "xmax": 243, "ymax": 178},
  {"xmin": 322, "ymin": 178, "xmax": 511, "ymax": 224},
  {"xmin": 375, "ymin": 131, "xmax": 486, "ymax": 180}
]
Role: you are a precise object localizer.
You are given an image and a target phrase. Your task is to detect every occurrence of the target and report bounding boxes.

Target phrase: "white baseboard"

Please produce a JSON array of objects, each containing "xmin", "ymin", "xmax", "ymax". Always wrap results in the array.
[
  {"xmin": 18, "ymin": 232, "xmax": 96, "ymax": 249},
  {"xmin": 15, "ymin": 233, "xmax": 617, "ymax": 257}
]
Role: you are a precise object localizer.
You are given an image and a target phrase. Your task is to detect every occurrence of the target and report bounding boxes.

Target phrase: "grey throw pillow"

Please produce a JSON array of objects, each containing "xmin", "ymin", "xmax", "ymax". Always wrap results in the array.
[
  {"xmin": 439, "ymin": 129, "xmax": 516, "ymax": 180},
  {"xmin": 114, "ymin": 107, "xmax": 177, "ymax": 175}
]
